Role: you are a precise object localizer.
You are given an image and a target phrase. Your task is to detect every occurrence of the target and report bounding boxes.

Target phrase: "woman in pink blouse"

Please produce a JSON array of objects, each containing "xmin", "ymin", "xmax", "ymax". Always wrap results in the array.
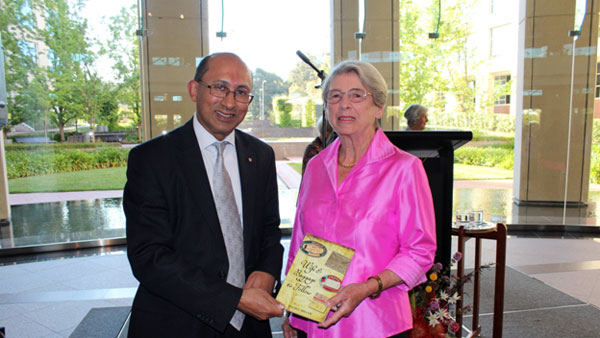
[{"xmin": 282, "ymin": 60, "xmax": 437, "ymax": 338}]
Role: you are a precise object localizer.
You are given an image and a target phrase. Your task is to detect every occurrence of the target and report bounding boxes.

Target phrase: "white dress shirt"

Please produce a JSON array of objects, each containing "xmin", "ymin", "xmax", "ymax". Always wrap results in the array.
[{"xmin": 192, "ymin": 115, "xmax": 244, "ymax": 227}]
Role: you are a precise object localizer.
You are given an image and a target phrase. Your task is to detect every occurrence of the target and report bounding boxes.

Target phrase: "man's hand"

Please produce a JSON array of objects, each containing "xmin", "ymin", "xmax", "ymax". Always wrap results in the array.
[
  {"xmin": 238, "ymin": 288, "xmax": 284, "ymax": 320},
  {"xmin": 244, "ymin": 271, "xmax": 276, "ymax": 294}
]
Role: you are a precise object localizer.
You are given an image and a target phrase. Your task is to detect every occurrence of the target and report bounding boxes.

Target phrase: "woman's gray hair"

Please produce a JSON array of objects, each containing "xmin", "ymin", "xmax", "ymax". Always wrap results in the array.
[
  {"xmin": 321, "ymin": 60, "xmax": 388, "ymax": 109},
  {"xmin": 404, "ymin": 104, "xmax": 428, "ymax": 127}
]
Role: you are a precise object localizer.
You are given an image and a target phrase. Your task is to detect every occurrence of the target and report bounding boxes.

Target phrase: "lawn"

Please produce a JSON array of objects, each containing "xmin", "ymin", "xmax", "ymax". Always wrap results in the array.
[
  {"xmin": 453, "ymin": 164, "xmax": 513, "ymax": 180},
  {"xmin": 6, "ymin": 162, "xmax": 512, "ymax": 194},
  {"xmin": 287, "ymin": 162, "xmax": 303, "ymax": 174},
  {"xmin": 8, "ymin": 167, "xmax": 127, "ymax": 193}
]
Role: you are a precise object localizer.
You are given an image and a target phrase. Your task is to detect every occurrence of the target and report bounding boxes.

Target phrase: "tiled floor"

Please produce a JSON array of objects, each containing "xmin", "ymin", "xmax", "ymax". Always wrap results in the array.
[
  {"xmin": 1, "ymin": 235, "xmax": 600, "ymax": 338},
  {"xmin": 1, "ymin": 164, "xmax": 600, "ymax": 337}
]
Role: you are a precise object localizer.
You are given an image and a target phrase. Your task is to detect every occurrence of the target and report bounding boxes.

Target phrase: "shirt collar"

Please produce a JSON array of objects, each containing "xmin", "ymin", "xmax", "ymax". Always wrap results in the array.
[
  {"xmin": 192, "ymin": 113, "xmax": 236, "ymax": 150},
  {"xmin": 322, "ymin": 128, "xmax": 395, "ymax": 167}
]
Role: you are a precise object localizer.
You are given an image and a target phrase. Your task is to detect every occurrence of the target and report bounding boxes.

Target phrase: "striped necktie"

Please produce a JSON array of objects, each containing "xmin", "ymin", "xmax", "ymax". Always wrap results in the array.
[{"xmin": 212, "ymin": 141, "xmax": 245, "ymax": 330}]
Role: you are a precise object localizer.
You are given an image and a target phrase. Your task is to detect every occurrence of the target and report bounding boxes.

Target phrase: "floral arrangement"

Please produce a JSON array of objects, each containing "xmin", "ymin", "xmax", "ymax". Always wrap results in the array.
[{"xmin": 407, "ymin": 252, "xmax": 494, "ymax": 338}]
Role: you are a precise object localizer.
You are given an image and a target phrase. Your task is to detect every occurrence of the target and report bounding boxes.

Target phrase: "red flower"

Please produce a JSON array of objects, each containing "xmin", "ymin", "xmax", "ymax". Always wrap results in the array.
[
  {"xmin": 408, "ymin": 314, "xmax": 434, "ymax": 338},
  {"xmin": 449, "ymin": 321, "xmax": 461, "ymax": 333},
  {"xmin": 430, "ymin": 322, "xmax": 447, "ymax": 338}
]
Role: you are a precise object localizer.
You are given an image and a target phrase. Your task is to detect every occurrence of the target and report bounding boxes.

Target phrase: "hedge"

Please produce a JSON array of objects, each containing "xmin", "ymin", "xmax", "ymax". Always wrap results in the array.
[
  {"xmin": 6, "ymin": 147, "xmax": 130, "ymax": 179},
  {"xmin": 454, "ymin": 143, "xmax": 514, "ymax": 170},
  {"xmin": 592, "ymin": 144, "xmax": 600, "ymax": 184},
  {"xmin": 5, "ymin": 142, "xmax": 120, "ymax": 152}
]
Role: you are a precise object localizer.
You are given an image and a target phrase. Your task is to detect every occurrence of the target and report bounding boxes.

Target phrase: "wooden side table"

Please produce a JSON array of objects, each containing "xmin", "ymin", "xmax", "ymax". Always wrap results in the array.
[{"xmin": 452, "ymin": 223, "xmax": 507, "ymax": 338}]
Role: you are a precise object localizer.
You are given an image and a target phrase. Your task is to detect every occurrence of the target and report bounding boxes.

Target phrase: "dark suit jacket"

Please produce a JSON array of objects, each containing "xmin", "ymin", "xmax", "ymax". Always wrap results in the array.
[{"xmin": 124, "ymin": 119, "xmax": 283, "ymax": 337}]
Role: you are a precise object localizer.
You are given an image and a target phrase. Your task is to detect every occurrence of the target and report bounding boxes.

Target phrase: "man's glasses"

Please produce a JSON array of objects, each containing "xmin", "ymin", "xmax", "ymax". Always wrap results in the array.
[
  {"xmin": 197, "ymin": 81, "xmax": 254, "ymax": 104},
  {"xmin": 326, "ymin": 89, "xmax": 372, "ymax": 104}
]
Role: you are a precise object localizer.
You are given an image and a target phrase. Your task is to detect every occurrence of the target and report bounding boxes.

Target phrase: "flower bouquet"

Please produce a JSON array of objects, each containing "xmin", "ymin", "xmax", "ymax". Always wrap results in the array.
[{"xmin": 407, "ymin": 252, "xmax": 493, "ymax": 338}]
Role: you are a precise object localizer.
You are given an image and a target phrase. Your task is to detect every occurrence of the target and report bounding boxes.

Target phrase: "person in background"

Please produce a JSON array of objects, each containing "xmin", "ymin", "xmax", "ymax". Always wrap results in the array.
[
  {"xmin": 404, "ymin": 103, "xmax": 429, "ymax": 131},
  {"xmin": 301, "ymin": 115, "xmax": 334, "ymax": 175},
  {"xmin": 282, "ymin": 60, "xmax": 437, "ymax": 338},
  {"xmin": 124, "ymin": 52, "xmax": 284, "ymax": 338}
]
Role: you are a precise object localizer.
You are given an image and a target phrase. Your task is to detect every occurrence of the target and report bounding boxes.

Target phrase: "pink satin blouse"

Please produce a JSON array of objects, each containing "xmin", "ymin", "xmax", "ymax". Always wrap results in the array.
[{"xmin": 287, "ymin": 129, "xmax": 437, "ymax": 338}]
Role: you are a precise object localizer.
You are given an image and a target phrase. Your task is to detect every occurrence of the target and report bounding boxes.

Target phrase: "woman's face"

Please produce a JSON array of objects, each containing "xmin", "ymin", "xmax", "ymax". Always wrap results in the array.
[
  {"xmin": 325, "ymin": 72, "xmax": 383, "ymax": 139},
  {"xmin": 414, "ymin": 112, "xmax": 428, "ymax": 130}
]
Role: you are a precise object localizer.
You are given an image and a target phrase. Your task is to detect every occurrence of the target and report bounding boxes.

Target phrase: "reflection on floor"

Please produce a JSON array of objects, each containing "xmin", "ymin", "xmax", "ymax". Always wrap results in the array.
[
  {"xmin": 0, "ymin": 162, "xmax": 302, "ymax": 250},
  {"xmin": 454, "ymin": 180, "xmax": 600, "ymax": 230},
  {"xmin": 3, "ymin": 168, "xmax": 600, "ymax": 250},
  {"xmin": 1, "ymin": 235, "xmax": 600, "ymax": 338}
]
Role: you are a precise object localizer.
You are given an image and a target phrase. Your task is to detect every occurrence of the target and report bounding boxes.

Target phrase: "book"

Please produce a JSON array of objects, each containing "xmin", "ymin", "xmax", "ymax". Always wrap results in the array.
[{"xmin": 276, "ymin": 233, "xmax": 355, "ymax": 323}]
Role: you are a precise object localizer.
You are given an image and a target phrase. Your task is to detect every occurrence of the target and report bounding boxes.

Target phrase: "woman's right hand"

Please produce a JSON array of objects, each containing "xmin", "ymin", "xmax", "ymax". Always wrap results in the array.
[{"xmin": 282, "ymin": 316, "xmax": 298, "ymax": 338}]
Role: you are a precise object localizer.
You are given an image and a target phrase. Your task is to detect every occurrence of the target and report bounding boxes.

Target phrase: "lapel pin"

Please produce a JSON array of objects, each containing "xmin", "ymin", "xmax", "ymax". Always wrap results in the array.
[{"xmin": 248, "ymin": 157, "xmax": 253, "ymax": 162}]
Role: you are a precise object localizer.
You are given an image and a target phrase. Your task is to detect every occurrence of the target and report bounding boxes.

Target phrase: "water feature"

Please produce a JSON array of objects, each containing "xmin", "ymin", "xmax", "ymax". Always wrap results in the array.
[
  {"xmin": 2, "ymin": 183, "xmax": 598, "ymax": 251},
  {"xmin": 0, "ymin": 183, "xmax": 298, "ymax": 250},
  {"xmin": 454, "ymin": 187, "xmax": 600, "ymax": 226}
]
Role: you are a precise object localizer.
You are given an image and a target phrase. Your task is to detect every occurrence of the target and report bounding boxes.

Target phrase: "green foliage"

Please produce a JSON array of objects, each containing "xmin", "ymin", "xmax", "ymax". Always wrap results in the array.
[
  {"xmin": 287, "ymin": 52, "xmax": 329, "ymax": 98},
  {"xmin": 591, "ymin": 144, "xmax": 600, "ymax": 184},
  {"xmin": 396, "ymin": 0, "xmax": 516, "ymax": 134},
  {"xmin": 303, "ymin": 99, "xmax": 316, "ymax": 127},
  {"xmin": 38, "ymin": 0, "xmax": 96, "ymax": 141},
  {"xmin": 593, "ymin": 119, "xmax": 600, "ymax": 145},
  {"xmin": 105, "ymin": 4, "xmax": 142, "ymax": 141},
  {"xmin": 252, "ymin": 68, "xmax": 287, "ymax": 120},
  {"xmin": 5, "ymin": 147, "xmax": 130, "ymax": 179},
  {"xmin": 274, "ymin": 97, "xmax": 293, "ymax": 127},
  {"xmin": 5, "ymin": 142, "xmax": 118, "ymax": 151},
  {"xmin": 122, "ymin": 132, "xmax": 142, "ymax": 144},
  {"xmin": 397, "ymin": 0, "xmax": 441, "ymax": 108},
  {"xmin": 2, "ymin": 0, "xmax": 139, "ymax": 141},
  {"xmin": 454, "ymin": 143, "xmax": 514, "ymax": 170},
  {"xmin": 471, "ymin": 130, "xmax": 514, "ymax": 142},
  {"xmin": 1, "ymin": 0, "xmax": 48, "ymax": 129}
]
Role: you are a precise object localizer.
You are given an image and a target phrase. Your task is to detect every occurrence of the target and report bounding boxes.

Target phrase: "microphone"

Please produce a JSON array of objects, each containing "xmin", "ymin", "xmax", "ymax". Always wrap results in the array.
[{"xmin": 296, "ymin": 50, "xmax": 327, "ymax": 81}]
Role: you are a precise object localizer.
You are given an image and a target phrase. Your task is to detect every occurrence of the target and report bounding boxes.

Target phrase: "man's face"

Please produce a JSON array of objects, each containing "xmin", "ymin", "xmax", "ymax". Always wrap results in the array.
[{"xmin": 187, "ymin": 54, "xmax": 253, "ymax": 141}]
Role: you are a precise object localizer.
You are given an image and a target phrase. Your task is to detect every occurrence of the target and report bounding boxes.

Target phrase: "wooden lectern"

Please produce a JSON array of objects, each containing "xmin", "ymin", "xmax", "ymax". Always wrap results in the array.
[{"xmin": 385, "ymin": 130, "xmax": 472, "ymax": 267}]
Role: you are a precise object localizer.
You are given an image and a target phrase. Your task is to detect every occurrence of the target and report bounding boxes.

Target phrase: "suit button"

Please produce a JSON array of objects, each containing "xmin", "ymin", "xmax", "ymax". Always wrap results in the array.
[{"xmin": 219, "ymin": 271, "xmax": 226, "ymax": 279}]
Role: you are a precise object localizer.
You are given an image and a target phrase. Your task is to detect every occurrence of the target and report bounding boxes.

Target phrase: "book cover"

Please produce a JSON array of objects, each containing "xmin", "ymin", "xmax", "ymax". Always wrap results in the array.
[{"xmin": 276, "ymin": 233, "xmax": 355, "ymax": 323}]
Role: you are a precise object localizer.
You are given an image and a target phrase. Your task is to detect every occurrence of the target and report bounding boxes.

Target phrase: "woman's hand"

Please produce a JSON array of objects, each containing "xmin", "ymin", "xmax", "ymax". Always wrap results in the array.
[
  {"xmin": 318, "ymin": 281, "xmax": 375, "ymax": 329},
  {"xmin": 282, "ymin": 316, "xmax": 298, "ymax": 338}
]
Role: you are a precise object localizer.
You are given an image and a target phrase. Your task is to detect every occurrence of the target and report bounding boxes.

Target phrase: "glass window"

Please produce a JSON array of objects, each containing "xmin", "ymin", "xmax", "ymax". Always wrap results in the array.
[
  {"xmin": 2, "ymin": 0, "xmax": 598, "ymax": 256},
  {"xmin": 17, "ymin": 40, "xmax": 37, "ymax": 63},
  {"xmin": 494, "ymin": 74, "xmax": 511, "ymax": 105},
  {"xmin": 491, "ymin": 25, "xmax": 511, "ymax": 60},
  {"xmin": 1, "ymin": 0, "xmax": 139, "ymax": 251}
]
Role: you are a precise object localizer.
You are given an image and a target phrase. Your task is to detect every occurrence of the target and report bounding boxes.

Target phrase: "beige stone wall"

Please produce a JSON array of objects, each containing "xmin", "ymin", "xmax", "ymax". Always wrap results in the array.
[
  {"xmin": 140, "ymin": 0, "xmax": 209, "ymax": 140},
  {"xmin": 332, "ymin": 0, "xmax": 400, "ymax": 130},
  {"xmin": 514, "ymin": 0, "xmax": 598, "ymax": 205}
]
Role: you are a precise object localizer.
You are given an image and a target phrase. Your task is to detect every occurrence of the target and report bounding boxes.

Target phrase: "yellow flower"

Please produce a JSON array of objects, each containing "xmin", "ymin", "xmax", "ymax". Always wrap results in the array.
[
  {"xmin": 429, "ymin": 273, "xmax": 438, "ymax": 281},
  {"xmin": 425, "ymin": 285, "xmax": 433, "ymax": 293}
]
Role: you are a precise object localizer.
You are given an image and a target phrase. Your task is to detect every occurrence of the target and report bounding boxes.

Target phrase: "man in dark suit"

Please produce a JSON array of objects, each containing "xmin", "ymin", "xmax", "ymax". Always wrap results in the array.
[{"xmin": 124, "ymin": 52, "xmax": 284, "ymax": 337}]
